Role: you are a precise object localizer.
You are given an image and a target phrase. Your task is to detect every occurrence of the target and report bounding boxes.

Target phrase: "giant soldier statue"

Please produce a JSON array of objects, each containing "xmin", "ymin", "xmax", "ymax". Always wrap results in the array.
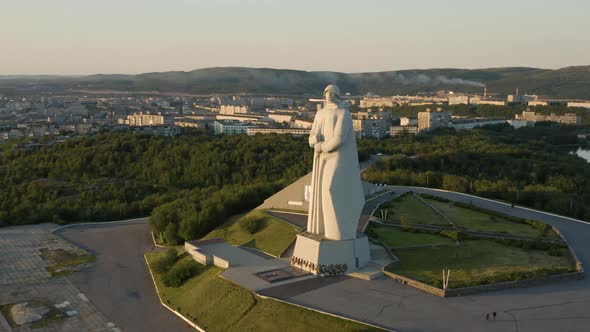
[
  {"xmin": 291, "ymin": 84, "xmax": 370, "ymax": 275},
  {"xmin": 307, "ymin": 84, "xmax": 365, "ymax": 240}
]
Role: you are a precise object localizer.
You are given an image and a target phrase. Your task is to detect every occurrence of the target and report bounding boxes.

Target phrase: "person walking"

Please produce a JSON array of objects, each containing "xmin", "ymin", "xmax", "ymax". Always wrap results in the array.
[
  {"xmin": 485, "ymin": 313, "xmax": 490, "ymax": 321},
  {"xmin": 493, "ymin": 312, "xmax": 497, "ymax": 320}
]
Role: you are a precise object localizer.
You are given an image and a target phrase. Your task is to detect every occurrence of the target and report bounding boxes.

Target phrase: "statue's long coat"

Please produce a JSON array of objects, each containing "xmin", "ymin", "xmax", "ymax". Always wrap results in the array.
[{"xmin": 307, "ymin": 102, "xmax": 365, "ymax": 240}]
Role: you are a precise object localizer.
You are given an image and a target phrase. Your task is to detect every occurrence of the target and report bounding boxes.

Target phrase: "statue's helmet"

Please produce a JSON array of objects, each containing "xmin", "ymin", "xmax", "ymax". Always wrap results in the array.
[{"xmin": 323, "ymin": 84, "xmax": 341, "ymax": 98}]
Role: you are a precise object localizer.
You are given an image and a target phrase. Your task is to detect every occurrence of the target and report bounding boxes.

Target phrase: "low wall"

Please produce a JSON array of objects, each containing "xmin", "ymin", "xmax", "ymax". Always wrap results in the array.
[
  {"xmin": 185, "ymin": 245, "xmax": 210, "ymax": 266},
  {"xmin": 445, "ymin": 271, "xmax": 584, "ymax": 297},
  {"xmin": 383, "ymin": 264, "xmax": 584, "ymax": 298},
  {"xmin": 184, "ymin": 238, "xmax": 232, "ymax": 268},
  {"xmin": 382, "ymin": 269, "xmax": 445, "ymax": 297},
  {"xmin": 212, "ymin": 256, "xmax": 230, "ymax": 269}
]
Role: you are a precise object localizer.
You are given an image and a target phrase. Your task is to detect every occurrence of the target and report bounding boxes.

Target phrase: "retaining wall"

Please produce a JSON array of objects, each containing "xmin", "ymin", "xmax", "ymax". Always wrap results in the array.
[
  {"xmin": 383, "ymin": 263, "xmax": 584, "ymax": 298},
  {"xmin": 184, "ymin": 238, "xmax": 232, "ymax": 268}
]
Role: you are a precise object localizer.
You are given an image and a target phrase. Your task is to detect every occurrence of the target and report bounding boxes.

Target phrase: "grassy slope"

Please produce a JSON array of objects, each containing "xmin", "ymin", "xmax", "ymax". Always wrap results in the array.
[
  {"xmin": 425, "ymin": 199, "xmax": 557, "ymax": 237},
  {"xmin": 380, "ymin": 194, "xmax": 447, "ymax": 226},
  {"xmin": 389, "ymin": 240, "xmax": 576, "ymax": 288},
  {"xmin": 145, "ymin": 251, "xmax": 381, "ymax": 332},
  {"xmin": 370, "ymin": 225, "xmax": 454, "ymax": 247},
  {"xmin": 203, "ymin": 209, "xmax": 298, "ymax": 257}
]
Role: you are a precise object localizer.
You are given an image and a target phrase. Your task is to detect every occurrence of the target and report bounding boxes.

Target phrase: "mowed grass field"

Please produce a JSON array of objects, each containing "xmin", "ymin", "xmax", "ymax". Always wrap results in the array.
[
  {"xmin": 388, "ymin": 240, "xmax": 576, "ymax": 288},
  {"xmin": 378, "ymin": 194, "xmax": 447, "ymax": 226},
  {"xmin": 369, "ymin": 224, "xmax": 454, "ymax": 247},
  {"xmin": 145, "ymin": 251, "xmax": 383, "ymax": 332},
  {"xmin": 203, "ymin": 209, "xmax": 298, "ymax": 257},
  {"xmin": 425, "ymin": 199, "xmax": 558, "ymax": 238}
]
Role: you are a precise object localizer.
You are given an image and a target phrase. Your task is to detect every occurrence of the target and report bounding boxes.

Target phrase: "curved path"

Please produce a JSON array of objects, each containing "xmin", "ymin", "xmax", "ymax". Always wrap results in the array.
[
  {"xmin": 57, "ymin": 221, "xmax": 193, "ymax": 332},
  {"xmin": 261, "ymin": 186, "xmax": 590, "ymax": 332}
]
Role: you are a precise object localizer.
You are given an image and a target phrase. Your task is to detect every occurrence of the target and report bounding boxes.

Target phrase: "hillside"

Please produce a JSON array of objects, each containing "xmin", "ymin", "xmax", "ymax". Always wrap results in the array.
[{"xmin": 2, "ymin": 66, "xmax": 590, "ymax": 99}]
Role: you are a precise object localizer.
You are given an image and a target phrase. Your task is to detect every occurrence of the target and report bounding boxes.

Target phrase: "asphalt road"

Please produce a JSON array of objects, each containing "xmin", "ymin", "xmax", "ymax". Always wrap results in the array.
[{"xmin": 57, "ymin": 221, "xmax": 193, "ymax": 332}]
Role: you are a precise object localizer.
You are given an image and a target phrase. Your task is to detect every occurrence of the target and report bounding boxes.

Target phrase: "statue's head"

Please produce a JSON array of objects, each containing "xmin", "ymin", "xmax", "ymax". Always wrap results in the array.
[{"xmin": 324, "ymin": 84, "xmax": 341, "ymax": 103}]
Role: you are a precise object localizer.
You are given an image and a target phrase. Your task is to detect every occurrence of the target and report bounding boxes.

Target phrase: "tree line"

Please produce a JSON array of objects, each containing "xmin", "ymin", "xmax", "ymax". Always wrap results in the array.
[
  {"xmin": 0, "ymin": 131, "xmax": 312, "ymax": 243},
  {"xmin": 361, "ymin": 124, "xmax": 590, "ymax": 220}
]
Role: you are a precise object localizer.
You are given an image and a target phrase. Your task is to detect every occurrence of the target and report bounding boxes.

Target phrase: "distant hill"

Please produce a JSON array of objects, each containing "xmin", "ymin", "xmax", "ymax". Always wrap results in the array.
[{"xmin": 2, "ymin": 66, "xmax": 590, "ymax": 99}]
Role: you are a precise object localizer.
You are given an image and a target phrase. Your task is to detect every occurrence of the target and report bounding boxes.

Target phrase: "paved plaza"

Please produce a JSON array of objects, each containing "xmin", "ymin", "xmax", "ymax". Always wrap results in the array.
[
  {"xmin": 0, "ymin": 278, "xmax": 115, "ymax": 332},
  {"xmin": 0, "ymin": 224, "xmax": 85, "ymax": 285},
  {"xmin": 0, "ymin": 224, "xmax": 117, "ymax": 332}
]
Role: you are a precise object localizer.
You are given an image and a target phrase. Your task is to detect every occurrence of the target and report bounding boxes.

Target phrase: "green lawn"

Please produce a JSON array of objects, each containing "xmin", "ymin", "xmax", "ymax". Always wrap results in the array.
[
  {"xmin": 203, "ymin": 209, "xmax": 299, "ymax": 257},
  {"xmin": 145, "ymin": 251, "xmax": 382, "ymax": 332},
  {"xmin": 388, "ymin": 240, "xmax": 576, "ymax": 289},
  {"xmin": 377, "ymin": 194, "xmax": 448, "ymax": 226},
  {"xmin": 425, "ymin": 199, "xmax": 556, "ymax": 238},
  {"xmin": 369, "ymin": 224, "xmax": 454, "ymax": 247}
]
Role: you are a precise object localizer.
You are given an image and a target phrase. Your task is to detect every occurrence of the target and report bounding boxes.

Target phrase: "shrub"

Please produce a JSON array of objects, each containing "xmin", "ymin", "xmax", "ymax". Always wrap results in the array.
[
  {"xmin": 400, "ymin": 216, "xmax": 414, "ymax": 231},
  {"xmin": 162, "ymin": 260, "xmax": 200, "ymax": 287},
  {"xmin": 154, "ymin": 248, "xmax": 178, "ymax": 273},
  {"xmin": 439, "ymin": 230, "xmax": 461, "ymax": 241},
  {"xmin": 164, "ymin": 222, "xmax": 181, "ymax": 246},
  {"xmin": 240, "ymin": 215, "xmax": 267, "ymax": 234}
]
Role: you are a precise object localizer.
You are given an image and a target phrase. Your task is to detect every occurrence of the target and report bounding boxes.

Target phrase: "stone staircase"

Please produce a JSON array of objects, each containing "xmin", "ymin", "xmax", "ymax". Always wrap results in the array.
[{"xmin": 348, "ymin": 243, "xmax": 394, "ymax": 280}]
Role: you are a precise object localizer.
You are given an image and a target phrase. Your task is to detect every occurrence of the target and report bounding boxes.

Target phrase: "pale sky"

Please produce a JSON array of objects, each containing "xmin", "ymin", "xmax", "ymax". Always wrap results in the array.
[{"xmin": 1, "ymin": 0, "xmax": 589, "ymax": 75}]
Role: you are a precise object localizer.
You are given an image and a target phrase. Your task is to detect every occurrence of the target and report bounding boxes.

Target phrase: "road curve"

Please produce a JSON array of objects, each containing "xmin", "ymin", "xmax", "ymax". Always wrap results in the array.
[{"xmin": 57, "ymin": 221, "xmax": 194, "ymax": 332}]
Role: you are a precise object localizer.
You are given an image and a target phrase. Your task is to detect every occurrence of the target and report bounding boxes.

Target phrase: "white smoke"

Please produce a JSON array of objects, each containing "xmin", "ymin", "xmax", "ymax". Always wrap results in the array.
[{"xmin": 391, "ymin": 73, "xmax": 484, "ymax": 87}]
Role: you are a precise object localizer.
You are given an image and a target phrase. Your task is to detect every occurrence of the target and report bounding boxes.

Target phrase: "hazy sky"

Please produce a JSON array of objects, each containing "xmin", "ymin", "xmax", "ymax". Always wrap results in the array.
[{"xmin": 2, "ymin": 0, "xmax": 589, "ymax": 75}]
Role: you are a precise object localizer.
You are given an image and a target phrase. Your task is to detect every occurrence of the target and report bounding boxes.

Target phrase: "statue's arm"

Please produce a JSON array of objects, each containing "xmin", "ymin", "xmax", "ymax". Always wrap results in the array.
[
  {"xmin": 308, "ymin": 113, "xmax": 321, "ymax": 147},
  {"xmin": 319, "ymin": 111, "xmax": 350, "ymax": 153}
]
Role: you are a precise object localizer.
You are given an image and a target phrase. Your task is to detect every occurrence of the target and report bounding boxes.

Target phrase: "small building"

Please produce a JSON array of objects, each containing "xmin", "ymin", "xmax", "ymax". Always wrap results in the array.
[
  {"xmin": 292, "ymin": 119, "xmax": 314, "ymax": 129},
  {"xmin": 352, "ymin": 118, "xmax": 390, "ymax": 139},
  {"xmin": 219, "ymin": 105, "xmax": 250, "ymax": 115},
  {"xmin": 418, "ymin": 109, "xmax": 451, "ymax": 132},
  {"xmin": 127, "ymin": 112, "xmax": 174, "ymax": 126},
  {"xmin": 213, "ymin": 121, "xmax": 254, "ymax": 135},
  {"xmin": 568, "ymin": 102, "xmax": 590, "ymax": 109},
  {"xmin": 451, "ymin": 118, "xmax": 507, "ymax": 130},
  {"xmin": 528, "ymin": 100, "xmax": 549, "ymax": 107},
  {"xmin": 515, "ymin": 111, "xmax": 580, "ymax": 125},
  {"xmin": 400, "ymin": 117, "xmax": 417, "ymax": 126},
  {"xmin": 267, "ymin": 114, "xmax": 294, "ymax": 124},
  {"xmin": 507, "ymin": 94, "xmax": 538, "ymax": 104},
  {"xmin": 390, "ymin": 125, "xmax": 419, "ymax": 136},
  {"xmin": 448, "ymin": 95, "xmax": 470, "ymax": 105},
  {"xmin": 246, "ymin": 127, "xmax": 310, "ymax": 136}
]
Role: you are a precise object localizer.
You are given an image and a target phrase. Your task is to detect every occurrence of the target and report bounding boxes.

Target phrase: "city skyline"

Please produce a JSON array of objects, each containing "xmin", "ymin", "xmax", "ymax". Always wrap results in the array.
[{"xmin": 2, "ymin": 0, "xmax": 589, "ymax": 75}]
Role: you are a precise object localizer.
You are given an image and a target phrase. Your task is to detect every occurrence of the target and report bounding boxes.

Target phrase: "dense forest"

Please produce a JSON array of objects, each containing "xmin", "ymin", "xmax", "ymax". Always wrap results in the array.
[
  {"xmin": 0, "ymin": 131, "xmax": 312, "ymax": 242},
  {"xmin": 361, "ymin": 124, "xmax": 590, "ymax": 221},
  {"xmin": 2, "ymin": 123, "xmax": 589, "ymax": 243}
]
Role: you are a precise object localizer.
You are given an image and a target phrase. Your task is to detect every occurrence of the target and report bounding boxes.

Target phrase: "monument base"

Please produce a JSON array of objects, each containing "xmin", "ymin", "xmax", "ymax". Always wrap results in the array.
[{"xmin": 290, "ymin": 232, "xmax": 371, "ymax": 275}]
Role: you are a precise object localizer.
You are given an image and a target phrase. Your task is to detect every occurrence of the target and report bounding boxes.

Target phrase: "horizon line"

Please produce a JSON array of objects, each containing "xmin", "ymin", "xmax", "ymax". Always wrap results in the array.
[{"xmin": 3, "ymin": 64, "xmax": 588, "ymax": 77}]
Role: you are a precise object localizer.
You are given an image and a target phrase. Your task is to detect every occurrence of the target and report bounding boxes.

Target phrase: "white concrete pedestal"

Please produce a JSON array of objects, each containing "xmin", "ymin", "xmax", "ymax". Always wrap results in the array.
[{"xmin": 290, "ymin": 232, "xmax": 371, "ymax": 275}]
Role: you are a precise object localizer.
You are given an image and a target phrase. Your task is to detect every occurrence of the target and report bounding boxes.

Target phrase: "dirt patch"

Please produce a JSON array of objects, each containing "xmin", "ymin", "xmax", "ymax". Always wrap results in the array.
[{"xmin": 39, "ymin": 248, "xmax": 95, "ymax": 277}]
